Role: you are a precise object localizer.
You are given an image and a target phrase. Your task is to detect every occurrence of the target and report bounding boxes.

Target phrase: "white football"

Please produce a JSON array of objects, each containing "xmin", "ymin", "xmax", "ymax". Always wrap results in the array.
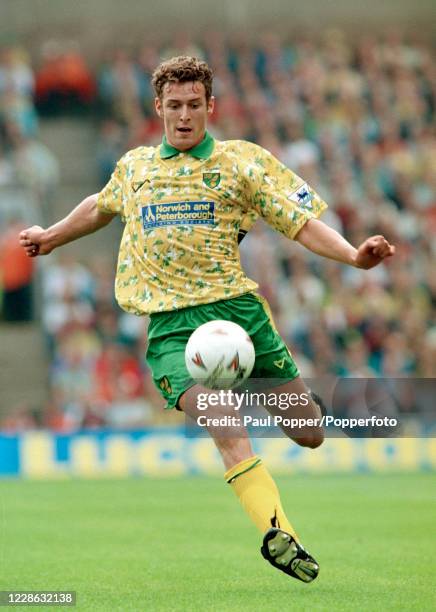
[{"xmin": 185, "ymin": 320, "xmax": 255, "ymax": 390}]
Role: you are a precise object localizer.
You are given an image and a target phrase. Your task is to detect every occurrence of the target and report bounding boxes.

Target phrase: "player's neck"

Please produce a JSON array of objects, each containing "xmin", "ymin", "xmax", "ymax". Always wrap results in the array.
[{"xmin": 166, "ymin": 131, "xmax": 207, "ymax": 152}]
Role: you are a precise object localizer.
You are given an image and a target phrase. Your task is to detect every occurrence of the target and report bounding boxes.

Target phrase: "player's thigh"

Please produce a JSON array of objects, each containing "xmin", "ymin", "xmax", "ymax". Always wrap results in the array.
[{"xmin": 180, "ymin": 384, "xmax": 249, "ymax": 437}]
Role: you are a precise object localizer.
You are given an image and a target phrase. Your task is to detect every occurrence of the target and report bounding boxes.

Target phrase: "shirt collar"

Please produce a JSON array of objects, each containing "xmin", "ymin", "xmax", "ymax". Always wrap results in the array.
[{"xmin": 159, "ymin": 131, "xmax": 215, "ymax": 159}]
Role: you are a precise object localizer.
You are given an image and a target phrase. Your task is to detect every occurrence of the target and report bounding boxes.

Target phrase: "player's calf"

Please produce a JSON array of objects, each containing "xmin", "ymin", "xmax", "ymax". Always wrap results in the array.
[{"xmin": 292, "ymin": 390, "xmax": 326, "ymax": 447}]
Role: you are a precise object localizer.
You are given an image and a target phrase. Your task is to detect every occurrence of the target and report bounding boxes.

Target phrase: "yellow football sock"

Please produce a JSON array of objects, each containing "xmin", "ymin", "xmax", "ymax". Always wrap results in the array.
[{"xmin": 224, "ymin": 456, "xmax": 299, "ymax": 541}]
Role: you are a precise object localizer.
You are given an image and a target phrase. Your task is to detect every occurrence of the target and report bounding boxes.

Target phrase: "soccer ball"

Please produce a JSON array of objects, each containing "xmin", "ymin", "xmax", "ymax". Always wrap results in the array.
[{"xmin": 185, "ymin": 320, "xmax": 255, "ymax": 390}]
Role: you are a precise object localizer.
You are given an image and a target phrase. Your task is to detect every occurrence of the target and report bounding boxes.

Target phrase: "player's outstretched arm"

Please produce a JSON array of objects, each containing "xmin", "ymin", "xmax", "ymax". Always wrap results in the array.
[
  {"xmin": 19, "ymin": 194, "xmax": 116, "ymax": 257},
  {"xmin": 295, "ymin": 218, "xmax": 395, "ymax": 269}
]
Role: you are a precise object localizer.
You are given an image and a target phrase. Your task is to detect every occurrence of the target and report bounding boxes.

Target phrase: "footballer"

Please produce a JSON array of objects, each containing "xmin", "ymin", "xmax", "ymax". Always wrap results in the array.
[{"xmin": 19, "ymin": 56, "xmax": 395, "ymax": 583}]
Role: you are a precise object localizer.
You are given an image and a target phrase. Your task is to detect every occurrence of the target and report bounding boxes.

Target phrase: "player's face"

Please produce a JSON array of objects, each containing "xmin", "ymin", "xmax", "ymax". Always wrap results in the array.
[{"xmin": 155, "ymin": 81, "xmax": 214, "ymax": 151}]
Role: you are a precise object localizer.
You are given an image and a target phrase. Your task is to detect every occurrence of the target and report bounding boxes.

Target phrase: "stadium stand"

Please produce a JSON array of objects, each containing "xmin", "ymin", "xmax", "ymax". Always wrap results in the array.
[{"xmin": 0, "ymin": 29, "xmax": 435, "ymax": 431}]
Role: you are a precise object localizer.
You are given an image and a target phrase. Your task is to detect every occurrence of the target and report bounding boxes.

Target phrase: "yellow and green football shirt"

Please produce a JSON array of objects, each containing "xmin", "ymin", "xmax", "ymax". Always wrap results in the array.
[{"xmin": 97, "ymin": 131, "xmax": 327, "ymax": 315}]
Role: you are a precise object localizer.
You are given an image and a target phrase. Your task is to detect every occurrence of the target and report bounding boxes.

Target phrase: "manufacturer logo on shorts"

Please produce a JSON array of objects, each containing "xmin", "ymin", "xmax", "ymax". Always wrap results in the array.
[
  {"xmin": 142, "ymin": 202, "xmax": 216, "ymax": 229},
  {"xmin": 274, "ymin": 358, "xmax": 285, "ymax": 369},
  {"xmin": 203, "ymin": 172, "xmax": 220, "ymax": 188}
]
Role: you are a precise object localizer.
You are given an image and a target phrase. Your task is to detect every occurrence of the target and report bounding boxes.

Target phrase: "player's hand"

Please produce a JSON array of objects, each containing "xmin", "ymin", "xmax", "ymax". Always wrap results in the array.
[
  {"xmin": 19, "ymin": 225, "xmax": 52, "ymax": 257},
  {"xmin": 354, "ymin": 235, "xmax": 395, "ymax": 269}
]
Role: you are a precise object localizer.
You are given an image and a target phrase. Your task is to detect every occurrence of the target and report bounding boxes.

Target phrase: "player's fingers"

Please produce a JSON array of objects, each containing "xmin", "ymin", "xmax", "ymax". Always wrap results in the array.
[
  {"xmin": 381, "ymin": 245, "xmax": 395, "ymax": 258},
  {"xmin": 368, "ymin": 234, "xmax": 384, "ymax": 244},
  {"xmin": 363, "ymin": 236, "xmax": 383, "ymax": 253},
  {"xmin": 371, "ymin": 235, "xmax": 387, "ymax": 248},
  {"xmin": 20, "ymin": 227, "xmax": 41, "ymax": 242},
  {"xmin": 372, "ymin": 248, "xmax": 389, "ymax": 259},
  {"xmin": 25, "ymin": 245, "xmax": 39, "ymax": 255},
  {"xmin": 20, "ymin": 233, "xmax": 36, "ymax": 244},
  {"xmin": 372, "ymin": 243, "xmax": 395, "ymax": 258},
  {"xmin": 372, "ymin": 242, "xmax": 388, "ymax": 254}
]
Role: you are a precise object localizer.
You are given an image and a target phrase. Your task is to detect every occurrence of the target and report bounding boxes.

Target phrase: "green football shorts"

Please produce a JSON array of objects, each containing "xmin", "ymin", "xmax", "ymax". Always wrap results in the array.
[{"xmin": 146, "ymin": 292, "xmax": 300, "ymax": 409}]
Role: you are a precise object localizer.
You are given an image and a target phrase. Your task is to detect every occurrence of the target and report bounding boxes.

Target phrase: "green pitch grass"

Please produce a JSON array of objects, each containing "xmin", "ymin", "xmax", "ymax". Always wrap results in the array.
[{"xmin": 0, "ymin": 473, "xmax": 434, "ymax": 611}]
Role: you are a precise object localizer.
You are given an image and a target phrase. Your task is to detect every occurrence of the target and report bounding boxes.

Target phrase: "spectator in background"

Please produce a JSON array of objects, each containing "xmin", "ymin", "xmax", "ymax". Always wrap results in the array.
[
  {"xmin": 96, "ymin": 119, "xmax": 126, "ymax": 185},
  {"xmin": 35, "ymin": 41, "xmax": 96, "ymax": 116},
  {"xmin": 161, "ymin": 32, "xmax": 204, "ymax": 62},
  {"xmin": 0, "ymin": 218, "xmax": 34, "ymax": 321},
  {"xmin": 0, "ymin": 46, "xmax": 34, "ymax": 98},
  {"xmin": 0, "ymin": 45, "xmax": 59, "ymax": 230},
  {"xmin": 0, "ymin": 46, "xmax": 37, "ymax": 137},
  {"xmin": 41, "ymin": 252, "xmax": 95, "ymax": 352},
  {"xmin": 5, "ymin": 120, "xmax": 59, "ymax": 224},
  {"xmin": 98, "ymin": 48, "xmax": 142, "ymax": 123},
  {"xmin": 280, "ymin": 118, "xmax": 320, "ymax": 173},
  {"xmin": 93, "ymin": 343, "xmax": 149, "ymax": 426},
  {"xmin": 49, "ymin": 322, "xmax": 102, "ymax": 429},
  {"xmin": 136, "ymin": 44, "xmax": 160, "ymax": 115},
  {"xmin": 97, "ymin": 48, "xmax": 162, "ymax": 158},
  {"xmin": 0, "ymin": 403, "xmax": 37, "ymax": 432}
]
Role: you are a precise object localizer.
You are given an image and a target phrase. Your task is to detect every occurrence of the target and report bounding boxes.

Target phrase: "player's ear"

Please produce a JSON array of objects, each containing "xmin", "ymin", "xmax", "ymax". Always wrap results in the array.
[
  {"xmin": 155, "ymin": 97, "xmax": 163, "ymax": 118},
  {"xmin": 207, "ymin": 96, "xmax": 215, "ymax": 115}
]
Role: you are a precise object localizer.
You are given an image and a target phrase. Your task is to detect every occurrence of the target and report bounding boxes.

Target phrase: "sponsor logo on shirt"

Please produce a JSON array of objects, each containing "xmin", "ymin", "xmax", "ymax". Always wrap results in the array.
[
  {"xmin": 142, "ymin": 201, "xmax": 216, "ymax": 229},
  {"xmin": 289, "ymin": 183, "xmax": 313, "ymax": 207}
]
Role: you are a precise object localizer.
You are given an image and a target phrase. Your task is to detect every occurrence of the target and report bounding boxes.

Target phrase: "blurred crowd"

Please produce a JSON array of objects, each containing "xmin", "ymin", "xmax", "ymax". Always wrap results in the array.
[
  {"xmin": 0, "ymin": 28, "xmax": 435, "ymax": 431},
  {"xmin": 36, "ymin": 253, "xmax": 166, "ymax": 431},
  {"xmin": 0, "ymin": 45, "xmax": 60, "ymax": 327},
  {"xmin": 0, "ymin": 46, "xmax": 60, "ymax": 228}
]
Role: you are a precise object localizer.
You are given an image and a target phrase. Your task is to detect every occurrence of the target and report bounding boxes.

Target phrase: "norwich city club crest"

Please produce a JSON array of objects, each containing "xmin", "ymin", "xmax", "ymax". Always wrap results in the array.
[{"xmin": 203, "ymin": 172, "xmax": 220, "ymax": 188}]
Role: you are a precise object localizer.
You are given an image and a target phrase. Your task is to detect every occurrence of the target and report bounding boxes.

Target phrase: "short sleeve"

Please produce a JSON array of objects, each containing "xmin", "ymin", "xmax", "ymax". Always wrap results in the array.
[
  {"xmin": 97, "ymin": 158, "xmax": 126, "ymax": 215},
  {"xmin": 243, "ymin": 144, "xmax": 328, "ymax": 239}
]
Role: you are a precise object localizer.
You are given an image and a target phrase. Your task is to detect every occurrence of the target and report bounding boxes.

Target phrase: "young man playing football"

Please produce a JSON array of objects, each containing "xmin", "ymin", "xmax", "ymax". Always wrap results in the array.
[{"xmin": 20, "ymin": 56, "xmax": 395, "ymax": 583}]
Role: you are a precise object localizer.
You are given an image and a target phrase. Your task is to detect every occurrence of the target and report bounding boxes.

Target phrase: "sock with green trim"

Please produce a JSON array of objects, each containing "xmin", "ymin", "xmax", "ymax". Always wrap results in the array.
[{"xmin": 224, "ymin": 456, "xmax": 299, "ymax": 541}]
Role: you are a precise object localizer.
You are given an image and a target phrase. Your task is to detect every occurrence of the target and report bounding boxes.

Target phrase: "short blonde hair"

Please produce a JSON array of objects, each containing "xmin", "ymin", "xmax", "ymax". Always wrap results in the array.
[{"xmin": 152, "ymin": 56, "xmax": 213, "ymax": 101}]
